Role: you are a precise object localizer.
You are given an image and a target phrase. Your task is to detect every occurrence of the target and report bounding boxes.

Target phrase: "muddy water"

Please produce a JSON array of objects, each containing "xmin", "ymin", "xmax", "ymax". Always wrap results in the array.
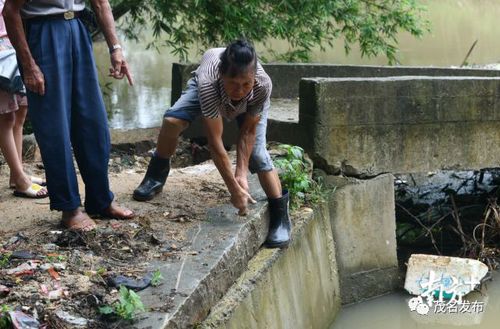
[
  {"xmin": 330, "ymin": 273, "xmax": 500, "ymax": 329},
  {"xmin": 93, "ymin": 0, "xmax": 500, "ymax": 129}
]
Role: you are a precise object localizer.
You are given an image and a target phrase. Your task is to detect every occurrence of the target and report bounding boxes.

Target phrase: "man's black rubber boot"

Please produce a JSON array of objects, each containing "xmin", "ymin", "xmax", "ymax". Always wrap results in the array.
[
  {"xmin": 264, "ymin": 190, "xmax": 292, "ymax": 248},
  {"xmin": 133, "ymin": 155, "xmax": 170, "ymax": 201}
]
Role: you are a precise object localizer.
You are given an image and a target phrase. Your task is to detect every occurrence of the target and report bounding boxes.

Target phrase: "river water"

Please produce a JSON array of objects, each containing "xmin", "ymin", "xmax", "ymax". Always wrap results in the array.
[
  {"xmin": 93, "ymin": 0, "xmax": 500, "ymax": 130},
  {"xmin": 330, "ymin": 272, "xmax": 500, "ymax": 329}
]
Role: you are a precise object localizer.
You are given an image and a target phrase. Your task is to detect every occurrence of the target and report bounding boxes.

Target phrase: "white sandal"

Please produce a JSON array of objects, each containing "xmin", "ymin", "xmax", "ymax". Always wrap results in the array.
[
  {"xmin": 9, "ymin": 176, "xmax": 46, "ymax": 189},
  {"xmin": 13, "ymin": 183, "xmax": 49, "ymax": 199}
]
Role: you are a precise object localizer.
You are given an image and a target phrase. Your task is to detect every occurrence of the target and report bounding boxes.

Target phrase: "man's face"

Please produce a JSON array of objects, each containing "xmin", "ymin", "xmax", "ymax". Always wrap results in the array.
[{"xmin": 221, "ymin": 70, "xmax": 256, "ymax": 102}]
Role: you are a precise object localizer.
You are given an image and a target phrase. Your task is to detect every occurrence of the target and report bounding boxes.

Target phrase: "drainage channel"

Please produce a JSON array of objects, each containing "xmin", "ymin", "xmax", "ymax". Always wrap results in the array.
[{"xmin": 330, "ymin": 169, "xmax": 500, "ymax": 329}]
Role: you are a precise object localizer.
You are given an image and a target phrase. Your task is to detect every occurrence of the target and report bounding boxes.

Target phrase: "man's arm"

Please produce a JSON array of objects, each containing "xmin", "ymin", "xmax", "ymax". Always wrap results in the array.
[
  {"xmin": 3, "ymin": 0, "xmax": 45, "ymax": 95},
  {"xmin": 90, "ymin": 0, "xmax": 133, "ymax": 85},
  {"xmin": 202, "ymin": 116, "xmax": 256, "ymax": 215},
  {"xmin": 235, "ymin": 113, "xmax": 260, "ymax": 192}
]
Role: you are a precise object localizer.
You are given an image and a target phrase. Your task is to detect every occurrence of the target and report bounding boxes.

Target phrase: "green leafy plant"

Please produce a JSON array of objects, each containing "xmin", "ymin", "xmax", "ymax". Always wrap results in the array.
[
  {"xmin": 273, "ymin": 144, "xmax": 325, "ymax": 209},
  {"xmin": 46, "ymin": 254, "xmax": 66, "ymax": 263},
  {"xmin": 0, "ymin": 305, "xmax": 12, "ymax": 329},
  {"xmin": 151, "ymin": 269, "xmax": 163, "ymax": 287},
  {"xmin": 99, "ymin": 286, "xmax": 145, "ymax": 321},
  {"xmin": 0, "ymin": 253, "xmax": 11, "ymax": 269}
]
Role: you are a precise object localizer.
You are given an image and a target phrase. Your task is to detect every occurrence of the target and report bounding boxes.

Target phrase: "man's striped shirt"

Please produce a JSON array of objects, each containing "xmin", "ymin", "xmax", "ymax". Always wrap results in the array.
[{"xmin": 195, "ymin": 48, "xmax": 272, "ymax": 120}]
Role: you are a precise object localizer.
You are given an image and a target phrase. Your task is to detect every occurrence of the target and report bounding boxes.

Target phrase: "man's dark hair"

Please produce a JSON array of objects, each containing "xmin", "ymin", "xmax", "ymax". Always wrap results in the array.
[{"xmin": 219, "ymin": 39, "xmax": 257, "ymax": 77}]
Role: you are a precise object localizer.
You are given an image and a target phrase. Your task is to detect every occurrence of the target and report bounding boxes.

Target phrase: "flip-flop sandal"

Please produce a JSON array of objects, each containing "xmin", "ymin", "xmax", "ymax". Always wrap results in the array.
[
  {"xmin": 9, "ymin": 176, "xmax": 47, "ymax": 189},
  {"xmin": 30, "ymin": 176, "xmax": 47, "ymax": 186},
  {"xmin": 62, "ymin": 217, "xmax": 96, "ymax": 232},
  {"xmin": 13, "ymin": 183, "xmax": 49, "ymax": 199},
  {"xmin": 97, "ymin": 208, "xmax": 135, "ymax": 220}
]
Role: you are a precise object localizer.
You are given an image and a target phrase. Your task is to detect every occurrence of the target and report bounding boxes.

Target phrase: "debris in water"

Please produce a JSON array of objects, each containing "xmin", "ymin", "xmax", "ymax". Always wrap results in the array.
[{"xmin": 404, "ymin": 254, "xmax": 488, "ymax": 298}]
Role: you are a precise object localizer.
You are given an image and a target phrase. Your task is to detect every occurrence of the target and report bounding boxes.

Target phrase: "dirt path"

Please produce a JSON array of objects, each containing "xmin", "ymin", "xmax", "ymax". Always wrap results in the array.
[{"xmin": 0, "ymin": 159, "xmax": 228, "ymax": 235}]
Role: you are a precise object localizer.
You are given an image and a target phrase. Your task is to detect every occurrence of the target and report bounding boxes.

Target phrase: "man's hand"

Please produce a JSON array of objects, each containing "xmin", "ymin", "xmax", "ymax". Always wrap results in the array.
[
  {"xmin": 108, "ymin": 49, "xmax": 133, "ymax": 85},
  {"xmin": 231, "ymin": 187, "xmax": 257, "ymax": 216},
  {"xmin": 23, "ymin": 62, "xmax": 45, "ymax": 95}
]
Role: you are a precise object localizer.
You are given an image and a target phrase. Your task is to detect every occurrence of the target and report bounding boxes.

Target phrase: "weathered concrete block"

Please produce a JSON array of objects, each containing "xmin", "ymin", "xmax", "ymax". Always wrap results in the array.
[
  {"xmin": 22, "ymin": 134, "xmax": 41, "ymax": 162},
  {"xmin": 110, "ymin": 127, "xmax": 160, "ymax": 154},
  {"xmin": 404, "ymin": 254, "xmax": 488, "ymax": 297},
  {"xmin": 201, "ymin": 205, "xmax": 341, "ymax": 329},
  {"xmin": 326, "ymin": 174, "xmax": 400, "ymax": 304},
  {"xmin": 300, "ymin": 76, "xmax": 500, "ymax": 175},
  {"xmin": 171, "ymin": 63, "xmax": 500, "ymax": 103}
]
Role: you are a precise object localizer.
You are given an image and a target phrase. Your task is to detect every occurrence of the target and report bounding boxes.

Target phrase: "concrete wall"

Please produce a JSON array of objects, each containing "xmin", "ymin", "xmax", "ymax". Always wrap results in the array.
[
  {"xmin": 201, "ymin": 205, "xmax": 341, "ymax": 329},
  {"xmin": 300, "ymin": 76, "xmax": 500, "ymax": 175},
  {"xmin": 200, "ymin": 174, "xmax": 399, "ymax": 328},
  {"xmin": 171, "ymin": 63, "xmax": 500, "ymax": 103},
  {"xmin": 324, "ymin": 174, "xmax": 401, "ymax": 305}
]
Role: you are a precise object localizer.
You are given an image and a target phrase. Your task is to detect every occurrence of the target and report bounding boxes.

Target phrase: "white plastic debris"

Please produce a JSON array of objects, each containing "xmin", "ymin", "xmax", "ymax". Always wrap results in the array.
[
  {"xmin": 404, "ymin": 254, "xmax": 488, "ymax": 298},
  {"xmin": 54, "ymin": 310, "xmax": 89, "ymax": 327}
]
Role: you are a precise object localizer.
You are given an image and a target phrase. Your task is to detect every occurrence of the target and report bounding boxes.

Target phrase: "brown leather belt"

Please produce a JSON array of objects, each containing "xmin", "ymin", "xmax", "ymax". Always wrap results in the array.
[{"xmin": 24, "ymin": 11, "xmax": 81, "ymax": 22}]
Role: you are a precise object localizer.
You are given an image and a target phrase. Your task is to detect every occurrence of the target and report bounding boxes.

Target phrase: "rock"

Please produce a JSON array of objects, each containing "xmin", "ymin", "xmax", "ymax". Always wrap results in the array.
[
  {"xmin": 22, "ymin": 134, "xmax": 41, "ymax": 162},
  {"xmin": 404, "ymin": 254, "xmax": 488, "ymax": 299}
]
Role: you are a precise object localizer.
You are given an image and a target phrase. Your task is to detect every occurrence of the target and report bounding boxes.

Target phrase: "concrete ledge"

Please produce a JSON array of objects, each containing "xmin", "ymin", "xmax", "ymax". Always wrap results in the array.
[
  {"xmin": 171, "ymin": 63, "xmax": 500, "ymax": 102},
  {"xmin": 325, "ymin": 174, "xmax": 400, "ymax": 305},
  {"xmin": 301, "ymin": 77, "xmax": 500, "ymax": 175},
  {"xmin": 200, "ymin": 205, "xmax": 341, "ymax": 329},
  {"xmin": 110, "ymin": 127, "xmax": 160, "ymax": 154},
  {"xmin": 133, "ymin": 173, "xmax": 271, "ymax": 329}
]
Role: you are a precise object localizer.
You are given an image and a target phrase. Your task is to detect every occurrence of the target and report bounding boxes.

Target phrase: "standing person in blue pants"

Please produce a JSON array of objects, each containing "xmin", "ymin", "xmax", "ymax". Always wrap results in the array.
[{"xmin": 3, "ymin": 0, "xmax": 135, "ymax": 231}]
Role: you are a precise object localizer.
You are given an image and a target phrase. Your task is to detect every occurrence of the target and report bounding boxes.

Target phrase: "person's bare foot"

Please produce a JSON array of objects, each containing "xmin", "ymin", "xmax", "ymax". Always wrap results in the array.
[
  {"xmin": 62, "ymin": 209, "xmax": 96, "ymax": 232},
  {"xmin": 101, "ymin": 202, "xmax": 135, "ymax": 220}
]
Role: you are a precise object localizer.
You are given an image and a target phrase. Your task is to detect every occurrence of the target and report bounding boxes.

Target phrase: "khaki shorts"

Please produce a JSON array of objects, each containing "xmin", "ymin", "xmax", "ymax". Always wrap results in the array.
[{"xmin": 0, "ymin": 90, "xmax": 27, "ymax": 114}]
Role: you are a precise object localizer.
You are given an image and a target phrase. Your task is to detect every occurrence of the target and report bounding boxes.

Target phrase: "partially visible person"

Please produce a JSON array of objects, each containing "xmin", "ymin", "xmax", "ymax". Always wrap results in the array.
[
  {"xmin": 0, "ymin": 0, "xmax": 47, "ymax": 198},
  {"xmin": 3, "ymin": 0, "xmax": 134, "ymax": 231}
]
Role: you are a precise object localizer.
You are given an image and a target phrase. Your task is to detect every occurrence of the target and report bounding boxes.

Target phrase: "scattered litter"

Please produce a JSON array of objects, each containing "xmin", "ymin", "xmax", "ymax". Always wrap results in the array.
[
  {"xmin": 40, "ymin": 263, "xmax": 66, "ymax": 271},
  {"xmin": 4, "ymin": 233, "xmax": 28, "ymax": 249},
  {"xmin": 8, "ymin": 311, "xmax": 40, "ymax": 329},
  {"xmin": 129, "ymin": 222, "xmax": 140, "ymax": 229},
  {"xmin": 0, "ymin": 284, "xmax": 10, "ymax": 296},
  {"xmin": 4, "ymin": 261, "xmax": 39, "ymax": 276},
  {"xmin": 10, "ymin": 250, "xmax": 39, "ymax": 260},
  {"xmin": 42, "ymin": 243, "xmax": 58, "ymax": 251},
  {"xmin": 47, "ymin": 288, "xmax": 66, "ymax": 300},
  {"xmin": 53, "ymin": 309, "xmax": 89, "ymax": 328},
  {"xmin": 47, "ymin": 268, "xmax": 61, "ymax": 281},
  {"xmin": 108, "ymin": 272, "xmax": 154, "ymax": 291}
]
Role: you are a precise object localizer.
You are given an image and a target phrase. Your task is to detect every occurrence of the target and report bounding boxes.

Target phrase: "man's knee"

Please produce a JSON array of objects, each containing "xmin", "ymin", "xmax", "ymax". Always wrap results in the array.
[
  {"xmin": 164, "ymin": 116, "xmax": 188, "ymax": 129},
  {"xmin": 161, "ymin": 116, "xmax": 189, "ymax": 138},
  {"xmin": 249, "ymin": 147, "xmax": 274, "ymax": 174}
]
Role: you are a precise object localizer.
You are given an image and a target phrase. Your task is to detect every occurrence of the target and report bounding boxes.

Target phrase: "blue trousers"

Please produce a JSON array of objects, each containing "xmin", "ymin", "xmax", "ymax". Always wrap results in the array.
[{"xmin": 24, "ymin": 18, "xmax": 113, "ymax": 213}]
